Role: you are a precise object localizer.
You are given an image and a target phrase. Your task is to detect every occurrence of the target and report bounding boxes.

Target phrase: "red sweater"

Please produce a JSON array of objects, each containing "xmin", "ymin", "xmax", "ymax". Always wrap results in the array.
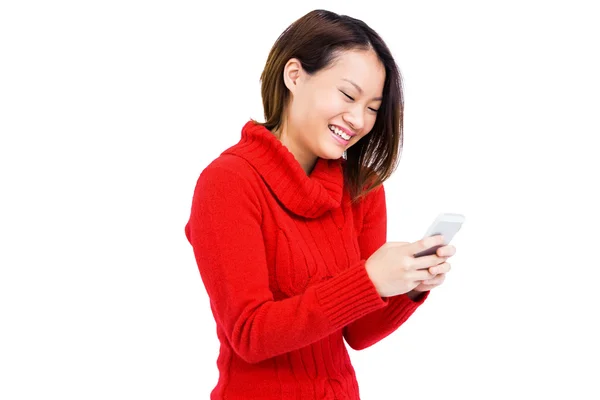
[{"xmin": 184, "ymin": 121, "xmax": 428, "ymax": 399}]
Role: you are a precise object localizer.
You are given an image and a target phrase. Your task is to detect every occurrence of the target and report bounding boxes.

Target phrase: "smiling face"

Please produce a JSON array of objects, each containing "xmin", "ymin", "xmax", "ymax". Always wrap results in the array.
[{"xmin": 276, "ymin": 48, "xmax": 386, "ymax": 173}]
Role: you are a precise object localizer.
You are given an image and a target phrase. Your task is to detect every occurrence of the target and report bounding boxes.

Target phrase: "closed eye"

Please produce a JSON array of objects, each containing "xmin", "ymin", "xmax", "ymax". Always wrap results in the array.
[
  {"xmin": 340, "ymin": 90, "xmax": 354, "ymax": 101},
  {"xmin": 341, "ymin": 89, "xmax": 379, "ymax": 113}
]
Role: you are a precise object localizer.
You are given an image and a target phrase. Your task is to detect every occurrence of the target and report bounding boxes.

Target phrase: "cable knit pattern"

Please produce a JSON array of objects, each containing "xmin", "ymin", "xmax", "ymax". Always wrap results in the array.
[{"xmin": 184, "ymin": 121, "xmax": 429, "ymax": 399}]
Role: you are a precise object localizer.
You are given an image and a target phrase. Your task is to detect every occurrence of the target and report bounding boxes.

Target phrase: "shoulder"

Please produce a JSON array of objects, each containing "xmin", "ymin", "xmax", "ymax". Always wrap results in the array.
[
  {"xmin": 348, "ymin": 182, "xmax": 386, "ymax": 236},
  {"xmin": 341, "ymin": 159, "xmax": 386, "ymax": 208},
  {"xmin": 202, "ymin": 153, "xmax": 258, "ymax": 181},
  {"xmin": 194, "ymin": 154, "xmax": 262, "ymax": 203},
  {"xmin": 351, "ymin": 180, "xmax": 386, "ymax": 209}
]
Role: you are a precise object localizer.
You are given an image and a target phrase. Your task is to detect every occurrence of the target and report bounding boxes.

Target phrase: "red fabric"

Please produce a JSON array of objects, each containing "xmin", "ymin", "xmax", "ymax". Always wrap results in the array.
[{"xmin": 185, "ymin": 121, "xmax": 428, "ymax": 399}]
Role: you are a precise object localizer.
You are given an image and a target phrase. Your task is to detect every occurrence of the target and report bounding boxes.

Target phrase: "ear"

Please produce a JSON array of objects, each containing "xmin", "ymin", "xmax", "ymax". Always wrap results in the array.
[{"xmin": 282, "ymin": 58, "xmax": 303, "ymax": 94}]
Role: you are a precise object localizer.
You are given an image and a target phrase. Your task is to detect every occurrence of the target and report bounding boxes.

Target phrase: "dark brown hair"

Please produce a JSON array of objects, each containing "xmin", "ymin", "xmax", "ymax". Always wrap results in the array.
[{"xmin": 258, "ymin": 9, "xmax": 404, "ymax": 202}]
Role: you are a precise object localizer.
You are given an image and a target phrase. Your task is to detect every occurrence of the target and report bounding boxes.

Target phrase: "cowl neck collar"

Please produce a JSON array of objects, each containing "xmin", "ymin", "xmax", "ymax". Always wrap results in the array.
[{"xmin": 222, "ymin": 121, "xmax": 345, "ymax": 218}]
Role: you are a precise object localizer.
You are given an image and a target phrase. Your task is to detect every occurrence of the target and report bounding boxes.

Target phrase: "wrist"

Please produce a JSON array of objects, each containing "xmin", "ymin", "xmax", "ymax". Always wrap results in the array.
[{"xmin": 364, "ymin": 259, "xmax": 385, "ymax": 297}]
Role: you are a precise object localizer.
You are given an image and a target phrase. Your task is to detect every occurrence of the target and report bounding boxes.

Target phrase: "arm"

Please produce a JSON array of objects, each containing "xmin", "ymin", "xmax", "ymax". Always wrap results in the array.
[
  {"xmin": 185, "ymin": 163, "xmax": 388, "ymax": 364},
  {"xmin": 343, "ymin": 184, "xmax": 429, "ymax": 351}
]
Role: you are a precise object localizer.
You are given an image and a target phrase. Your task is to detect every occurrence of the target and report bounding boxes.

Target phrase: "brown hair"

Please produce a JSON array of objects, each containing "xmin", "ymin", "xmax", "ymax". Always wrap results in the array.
[{"xmin": 258, "ymin": 9, "xmax": 404, "ymax": 202}]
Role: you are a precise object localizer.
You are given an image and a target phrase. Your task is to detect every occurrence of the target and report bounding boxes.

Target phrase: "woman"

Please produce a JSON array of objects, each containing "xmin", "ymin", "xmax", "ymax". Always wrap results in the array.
[{"xmin": 184, "ymin": 9, "xmax": 455, "ymax": 399}]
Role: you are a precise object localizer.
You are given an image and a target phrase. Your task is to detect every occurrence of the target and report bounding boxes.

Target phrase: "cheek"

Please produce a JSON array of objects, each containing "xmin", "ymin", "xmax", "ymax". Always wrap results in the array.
[
  {"xmin": 365, "ymin": 115, "xmax": 378, "ymax": 132},
  {"xmin": 311, "ymin": 91, "xmax": 344, "ymax": 119},
  {"xmin": 353, "ymin": 121, "xmax": 377, "ymax": 144}
]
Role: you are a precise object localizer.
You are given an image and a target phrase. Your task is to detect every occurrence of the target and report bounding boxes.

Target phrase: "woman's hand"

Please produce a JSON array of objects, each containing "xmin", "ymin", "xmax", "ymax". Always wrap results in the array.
[
  {"xmin": 365, "ymin": 235, "xmax": 448, "ymax": 298},
  {"xmin": 412, "ymin": 244, "xmax": 455, "ymax": 292}
]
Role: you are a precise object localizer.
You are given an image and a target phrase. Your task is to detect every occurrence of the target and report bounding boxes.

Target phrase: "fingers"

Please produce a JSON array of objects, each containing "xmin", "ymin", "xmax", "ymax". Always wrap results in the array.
[
  {"xmin": 411, "ymin": 262, "xmax": 450, "ymax": 282},
  {"xmin": 412, "ymin": 254, "xmax": 447, "ymax": 269},
  {"xmin": 436, "ymin": 245, "xmax": 456, "ymax": 257},
  {"xmin": 422, "ymin": 273, "xmax": 446, "ymax": 286},
  {"xmin": 408, "ymin": 235, "xmax": 446, "ymax": 257},
  {"xmin": 410, "ymin": 269, "xmax": 437, "ymax": 282},
  {"xmin": 428, "ymin": 262, "xmax": 451, "ymax": 275}
]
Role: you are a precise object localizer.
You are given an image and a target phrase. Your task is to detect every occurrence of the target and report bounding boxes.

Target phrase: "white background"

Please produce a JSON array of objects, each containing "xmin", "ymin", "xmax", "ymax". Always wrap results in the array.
[{"xmin": 1, "ymin": 1, "xmax": 599, "ymax": 399}]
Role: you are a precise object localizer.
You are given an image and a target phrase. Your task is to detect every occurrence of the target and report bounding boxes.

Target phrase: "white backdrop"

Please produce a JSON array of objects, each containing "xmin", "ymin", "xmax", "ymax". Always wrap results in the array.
[{"xmin": 1, "ymin": 1, "xmax": 599, "ymax": 399}]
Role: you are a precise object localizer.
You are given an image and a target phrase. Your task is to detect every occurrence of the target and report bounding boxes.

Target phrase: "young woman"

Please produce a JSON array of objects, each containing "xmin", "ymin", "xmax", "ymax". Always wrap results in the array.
[{"xmin": 185, "ymin": 9, "xmax": 455, "ymax": 399}]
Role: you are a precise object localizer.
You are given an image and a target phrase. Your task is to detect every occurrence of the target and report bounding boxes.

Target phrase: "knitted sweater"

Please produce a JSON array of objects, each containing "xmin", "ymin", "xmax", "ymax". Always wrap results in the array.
[{"xmin": 184, "ymin": 121, "xmax": 429, "ymax": 399}]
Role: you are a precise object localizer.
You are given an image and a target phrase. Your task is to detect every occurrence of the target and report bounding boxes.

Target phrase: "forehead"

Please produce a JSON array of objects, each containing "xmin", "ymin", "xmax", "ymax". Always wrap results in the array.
[{"xmin": 318, "ymin": 49, "xmax": 386, "ymax": 93}]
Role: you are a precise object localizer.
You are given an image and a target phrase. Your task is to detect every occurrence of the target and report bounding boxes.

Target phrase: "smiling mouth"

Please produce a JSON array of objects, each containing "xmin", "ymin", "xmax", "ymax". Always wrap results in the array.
[{"xmin": 328, "ymin": 125, "xmax": 352, "ymax": 141}]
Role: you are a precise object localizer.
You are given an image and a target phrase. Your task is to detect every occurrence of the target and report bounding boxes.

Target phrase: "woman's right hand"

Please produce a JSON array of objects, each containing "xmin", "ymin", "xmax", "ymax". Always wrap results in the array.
[{"xmin": 365, "ymin": 235, "xmax": 448, "ymax": 298}]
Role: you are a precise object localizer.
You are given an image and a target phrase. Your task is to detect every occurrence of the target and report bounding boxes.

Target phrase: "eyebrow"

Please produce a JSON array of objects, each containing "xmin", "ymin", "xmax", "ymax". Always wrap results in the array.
[{"xmin": 342, "ymin": 78, "xmax": 383, "ymax": 101}]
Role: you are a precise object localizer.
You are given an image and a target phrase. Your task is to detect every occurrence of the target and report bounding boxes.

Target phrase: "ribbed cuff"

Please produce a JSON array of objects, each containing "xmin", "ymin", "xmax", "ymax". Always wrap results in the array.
[
  {"xmin": 381, "ymin": 290, "xmax": 430, "ymax": 326},
  {"xmin": 314, "ymin": 260, "xmax": 387, "ymax": 330}
]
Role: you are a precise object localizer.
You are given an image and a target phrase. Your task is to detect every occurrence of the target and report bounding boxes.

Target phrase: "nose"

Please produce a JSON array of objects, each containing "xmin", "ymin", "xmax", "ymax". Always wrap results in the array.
[{"xmin": 343, "ymin": 105, "xmax": 365, "ymax": 133}]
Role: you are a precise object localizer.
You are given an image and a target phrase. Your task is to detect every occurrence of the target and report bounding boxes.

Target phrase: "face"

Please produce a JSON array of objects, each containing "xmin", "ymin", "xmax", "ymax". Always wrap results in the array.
[{"xmin": 279, "ymin": 49, "xmax": 386, "ymax": 172}]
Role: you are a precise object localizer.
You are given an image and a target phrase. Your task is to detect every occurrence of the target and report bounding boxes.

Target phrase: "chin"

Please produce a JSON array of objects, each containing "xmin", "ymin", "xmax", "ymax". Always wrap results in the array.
[
  {"xmin": 317, "ymin": 142, "xmax": 346, "ymax": 160},
  {"xmin": 315, "ymin": 129, "xmax": 347, "ymax": 160}
]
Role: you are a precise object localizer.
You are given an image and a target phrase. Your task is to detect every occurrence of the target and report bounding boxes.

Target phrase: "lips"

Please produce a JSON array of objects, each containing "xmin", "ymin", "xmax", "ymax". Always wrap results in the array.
[
  {"xmin": 329, "ymin": 129, "xmax": 350, "ymax": 147},
  {"xmin": 328, "ymin": 124, "xmax": 354, "ymax": 141},
  {"xmin": 328, "ymin": 124, "xmax": 356, "ymax": 137}
]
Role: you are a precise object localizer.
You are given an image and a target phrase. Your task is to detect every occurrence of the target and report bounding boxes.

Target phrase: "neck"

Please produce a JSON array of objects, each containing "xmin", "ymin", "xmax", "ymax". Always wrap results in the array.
[{"xmin": 274, "ymin": 124, "xmax": 318, "ymax": 175}]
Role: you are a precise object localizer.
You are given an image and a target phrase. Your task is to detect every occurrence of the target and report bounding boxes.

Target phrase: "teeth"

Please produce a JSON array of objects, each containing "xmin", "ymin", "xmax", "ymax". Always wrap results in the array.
[{"xmin": 329, "ymin": 125, "xmax": 351, "ymax": 140}]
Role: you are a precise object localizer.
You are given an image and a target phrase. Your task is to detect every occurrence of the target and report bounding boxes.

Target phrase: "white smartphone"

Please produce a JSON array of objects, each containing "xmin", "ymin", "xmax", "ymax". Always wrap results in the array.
[{"xmin": 413, "ymin": 213, "xmax": 465, "ymax": 258}]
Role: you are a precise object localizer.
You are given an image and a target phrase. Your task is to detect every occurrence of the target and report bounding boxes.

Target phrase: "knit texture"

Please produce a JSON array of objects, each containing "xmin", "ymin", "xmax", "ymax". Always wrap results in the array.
[{"xmin": 184, "ymin": 121, "xmax": 429, "ymax": 399}]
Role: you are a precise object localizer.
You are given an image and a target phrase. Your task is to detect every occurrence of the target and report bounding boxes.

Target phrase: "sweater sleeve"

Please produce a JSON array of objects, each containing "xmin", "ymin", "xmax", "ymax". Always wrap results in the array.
[
  {"xmin": 184, "ymin": 164, "xmax": 388, "ymax": 364},
  {"xmin": 342, "ymin": 184, "xmax": 429, "ymax": 351}
]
